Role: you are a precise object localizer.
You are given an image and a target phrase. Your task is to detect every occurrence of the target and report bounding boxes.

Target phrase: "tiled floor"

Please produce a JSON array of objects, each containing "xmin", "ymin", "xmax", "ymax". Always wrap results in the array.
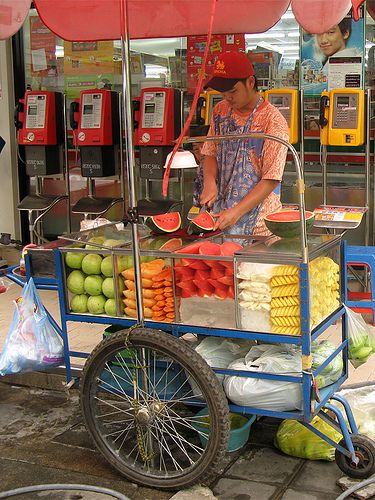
[{"xmin": 1, "ymin": 278, "xmax": 375, "ymax": 385}]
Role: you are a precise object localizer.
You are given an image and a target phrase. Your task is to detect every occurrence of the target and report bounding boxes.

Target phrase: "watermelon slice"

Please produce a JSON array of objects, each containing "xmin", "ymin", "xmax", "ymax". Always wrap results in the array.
[
  {"xmin": 214, "ymin": 287, "xmax": 229, "ymax": 300},
  {"xmin": 217, "ymin": 275, "xmax": 234, "ymax": 286},
  {"xmin": 227, "ymin": 286, "xmax": 235, "ymax": 299},
  {"xmin": 182, "ymin": 259, "xmax": 210, "ymax": 270},
  {"xmin": 146, "ymin": 212, "xmax": 181, "ymax": 234},
  {"xmin": 264, "ymin": 210, "xmax": 315, "ymax": 238},
  {"xmin": 210, "ymin": 268, "xmax": 226, "ymax": 280},
  {"xmin": 177, "ymin": 242, "xmax": 204, "ymax": 254},
  {"xmin": 187, "ymin": 211, "xmax": 215, "ymax": 235},
  {"xmin": 220, "ymin": 241, "xmax": 243, "ymax": 256},
  {"xmin": 193, "ymin": 280, "xmax": 214, "ymax": 296},
  {"xmin": 199, "ymin": 241, "xmax": 221, "ymax": 256},
  {"xmin": 175, "ymin": 267, "xmax": 195, "ymax": 280},
  {"xmin": 194, "ymin": 269, "xmax": 211, "ymax": 281}
]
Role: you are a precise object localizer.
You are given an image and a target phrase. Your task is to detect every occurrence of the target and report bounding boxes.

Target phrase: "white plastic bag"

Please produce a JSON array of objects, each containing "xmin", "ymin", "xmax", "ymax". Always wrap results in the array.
[
  {"xmin": 0, "ymin": 278, "xmax": 64, "ymax": 375},
  {"xmin": 344, "ymin": 305, "xmax": 375, "ymax": 368},
  {"xmin": 189, "ymin": 337, "xmax": 253, "ymax": 396},
  {"xmin": 224, "ymin": 344, "xmax": 303, "ymax": 411}
]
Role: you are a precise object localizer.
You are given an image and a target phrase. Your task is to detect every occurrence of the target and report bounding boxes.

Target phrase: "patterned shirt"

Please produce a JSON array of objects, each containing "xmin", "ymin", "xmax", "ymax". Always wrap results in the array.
[{"xmin": 201, "ymin": 98, "xmax": 289, "ymax": 235}]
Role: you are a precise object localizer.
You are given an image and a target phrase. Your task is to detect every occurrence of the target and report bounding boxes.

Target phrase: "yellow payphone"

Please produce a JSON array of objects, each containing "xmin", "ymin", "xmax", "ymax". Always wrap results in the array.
[
  {"xmin": 319, "ymin": 89, "xmax": 365, "ymax": 146},
  {"xmin": 264, "ymin": 88, "xmax": 299, "ymax": 144},
  {"xmin": 196, "ymin": 90, "xmax": 222, "ymax": 126}
]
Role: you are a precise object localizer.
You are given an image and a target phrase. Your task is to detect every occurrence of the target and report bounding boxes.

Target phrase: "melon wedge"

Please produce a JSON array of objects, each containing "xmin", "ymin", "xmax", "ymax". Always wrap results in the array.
[{"xmin": 264, "ymin": 210, "xmax": 315, "ymax": 238}]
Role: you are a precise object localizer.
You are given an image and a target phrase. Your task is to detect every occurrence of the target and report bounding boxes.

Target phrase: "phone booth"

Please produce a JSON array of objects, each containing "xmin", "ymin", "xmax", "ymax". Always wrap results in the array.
[
  {"xmin": 69, "ymin": 89, "xmax": 123, "ymax": 217},
  {"xmin": 15, "ymin": 90, "xmax": 70, "ymax": 243}
]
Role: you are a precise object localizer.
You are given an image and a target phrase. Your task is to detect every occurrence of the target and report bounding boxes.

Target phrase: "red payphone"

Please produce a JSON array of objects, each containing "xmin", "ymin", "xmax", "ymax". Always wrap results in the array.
[
  {"xmin": 15, "ymin": 90, "xmax": 64, "ymax": 176},
  {"xmin": 69, "ymin": 89, "xmax": 120, "ymax": 177},
  {"xmin": 135, "ymin": 88, "xmax": 181, "ymax": 179}
]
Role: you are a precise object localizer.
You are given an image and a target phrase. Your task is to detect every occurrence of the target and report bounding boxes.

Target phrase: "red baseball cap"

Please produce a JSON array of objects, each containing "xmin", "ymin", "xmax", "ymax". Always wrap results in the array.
[{"xmin": 204, "ymin": 51, "xmax": 255, "ymax": 92}]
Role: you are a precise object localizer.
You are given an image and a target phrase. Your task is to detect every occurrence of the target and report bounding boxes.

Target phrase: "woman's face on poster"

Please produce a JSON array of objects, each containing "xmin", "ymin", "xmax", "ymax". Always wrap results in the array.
[{"xmin": 315, "ymin": 25, "xmax": 350, "ymax": 57}]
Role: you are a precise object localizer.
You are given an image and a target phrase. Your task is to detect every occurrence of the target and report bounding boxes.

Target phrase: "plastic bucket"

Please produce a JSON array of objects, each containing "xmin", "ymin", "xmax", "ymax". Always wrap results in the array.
[{"xmin": 192, "ymin": 407, "xmax": 256, "ymax": 452}]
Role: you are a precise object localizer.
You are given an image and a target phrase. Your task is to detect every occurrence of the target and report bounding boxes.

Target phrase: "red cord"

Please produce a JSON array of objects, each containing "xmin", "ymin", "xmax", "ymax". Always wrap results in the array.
[{"xmin": 162, "ymin": 0, "xmax": 218, "ymax": 197}]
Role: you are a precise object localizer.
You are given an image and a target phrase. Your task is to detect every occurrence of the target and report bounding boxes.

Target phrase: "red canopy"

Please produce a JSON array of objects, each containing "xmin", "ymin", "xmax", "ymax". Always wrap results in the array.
[
  {"xmin": 0, "ymin": 0, "xmax": 31, "ymax": 40},
  {"xmin": 0, "ymin": 0, "xmax": 367, "ymax": 41}
]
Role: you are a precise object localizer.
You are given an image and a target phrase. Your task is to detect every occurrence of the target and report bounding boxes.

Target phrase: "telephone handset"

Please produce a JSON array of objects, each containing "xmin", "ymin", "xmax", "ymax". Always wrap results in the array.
[
  {"xmin": 196, "ymin": 96, "xmax": 206, "ymax": 126},
  {"xmin": 319, "ymin": 89, "xmax": 364, "ymax": 147},
  {"xmin": 14, "ymin": 101, "xmax": 24, "ymax": 131},
  {"xmin": 69, "ymin": 100, "xmax": 79, "ymax": 130}
]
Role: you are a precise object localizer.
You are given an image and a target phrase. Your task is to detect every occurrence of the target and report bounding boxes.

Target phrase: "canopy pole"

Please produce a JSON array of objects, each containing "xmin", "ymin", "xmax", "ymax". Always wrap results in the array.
[{"xmin": 120, "ymin": 0, "xmax": 144, "ymax": 324}]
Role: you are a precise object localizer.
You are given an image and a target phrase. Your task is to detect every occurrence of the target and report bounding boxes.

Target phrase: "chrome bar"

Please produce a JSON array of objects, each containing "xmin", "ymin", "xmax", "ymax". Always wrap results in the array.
[
  {"xmin": 63, "ymin": 94, "xmax": 71, "ymax": 233},
  {"xmin": 299, "ymin": 88, "xmax": 304, "ymax": 169},
  {"xmin": 120, "ymin": 0, "xmax": 144, "ymax": 323},
  {"xmin": 365, "ymin": 89, "xmax": 371, "ymax": 247}
]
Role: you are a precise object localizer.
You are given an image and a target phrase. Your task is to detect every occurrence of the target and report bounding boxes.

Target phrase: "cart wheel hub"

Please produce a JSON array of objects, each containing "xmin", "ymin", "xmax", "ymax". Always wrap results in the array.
[
  {"xmin": 136, "ymin": 408, "xmax": 152, "ymax": 426},
  {"xmin": 150, "ymin": 402, "xmax": 165, "ymax": 414}
]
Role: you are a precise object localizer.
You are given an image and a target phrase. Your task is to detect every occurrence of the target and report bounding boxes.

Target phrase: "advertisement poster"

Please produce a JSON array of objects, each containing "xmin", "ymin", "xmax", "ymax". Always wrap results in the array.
[
  {"xmin": 29, "ymin": 16, "xmax": 57, "ymax": 77},
  {"xmin": 301, "ymin": 16, "xmax": 364, "ymax": 95},
  {"xmin": 64, "ymin": 41, "xmax": 119, "ymax": 98},
  {"xmin": 187, "ymin": 34, "xmax": 245, "ymax": 94}
]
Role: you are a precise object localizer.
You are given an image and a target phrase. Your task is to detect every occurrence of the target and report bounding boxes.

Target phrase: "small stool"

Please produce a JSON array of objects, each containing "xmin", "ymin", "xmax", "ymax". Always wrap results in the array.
[
  {"xmin": 18, "ymin": 194, "xmax": 67, "ymax": 244},
  {"xmin": 345, "ymin": 245, "xmax": 375, "ymax": 324}
]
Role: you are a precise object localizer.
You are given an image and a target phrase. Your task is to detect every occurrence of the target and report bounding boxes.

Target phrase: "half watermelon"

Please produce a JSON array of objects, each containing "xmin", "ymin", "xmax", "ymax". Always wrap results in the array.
[
  {"xmin": 187, "ymin": 211, "xmax": 215, "ymax": 235},
  {"xmin": 264, "ymin": 210, "xmax": 315, "ymax": 238},
  {"xmin": 146, "ymin": 212, "xmax": 181, "ymax": 234}
]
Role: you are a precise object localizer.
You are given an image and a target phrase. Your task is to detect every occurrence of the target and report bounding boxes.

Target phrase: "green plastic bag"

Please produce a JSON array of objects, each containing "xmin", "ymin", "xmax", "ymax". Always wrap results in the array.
[{"xmin": 275, "ymin": 415, "xmax": 342, "ymax": 461}]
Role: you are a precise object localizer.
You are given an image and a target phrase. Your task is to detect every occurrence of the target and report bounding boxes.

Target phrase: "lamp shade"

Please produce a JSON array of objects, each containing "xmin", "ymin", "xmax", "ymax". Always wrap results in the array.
[{"xmin": 163, "ymin": 151, "xmax": 198, "ymax": 169}]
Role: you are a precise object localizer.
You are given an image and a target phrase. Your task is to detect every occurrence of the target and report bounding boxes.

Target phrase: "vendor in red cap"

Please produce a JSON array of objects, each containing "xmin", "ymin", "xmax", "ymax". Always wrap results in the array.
[{"xmin": 200, "ymin": 51, "xmax": 289, "ymax": 236}]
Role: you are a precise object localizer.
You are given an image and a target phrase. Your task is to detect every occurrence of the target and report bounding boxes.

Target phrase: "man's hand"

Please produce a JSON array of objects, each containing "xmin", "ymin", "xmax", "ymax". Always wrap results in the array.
[
  {"xmin": 212, "ymin": 206, "xmax": 243, "ymax": 231},
  {"xmin": 200, "ymin": 179, "xmax": 218, "ymax": 208}
]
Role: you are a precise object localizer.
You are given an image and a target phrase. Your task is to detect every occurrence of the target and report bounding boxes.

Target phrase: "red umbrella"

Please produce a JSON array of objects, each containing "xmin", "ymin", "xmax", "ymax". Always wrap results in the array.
[
  {"xmin": 0, "ymin": 0, "xmax": 362, "ymax": 41},
  {"xmin": 0, "ymin": 0, "xmax": 31, "ymax": 40}
]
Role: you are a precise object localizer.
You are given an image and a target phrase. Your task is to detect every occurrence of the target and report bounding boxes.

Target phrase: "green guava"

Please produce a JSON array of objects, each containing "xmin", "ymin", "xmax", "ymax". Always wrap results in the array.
[
  {"xmin": 84, "ymin": 275, "xmax": 104, "ymax": 296},
  {"xmin": 87, "ymin": 294, "xmax": 106, "ymax": 314},
  {"xmin": 81, "ymin": 254, "xmax": 103, "ymax": 275},
  {"xmin": 65, "ymin": 252, "xmax": 85, "ymax": 270},
  {"xmin": 85, "ymin": 236, "xmax": 106, "ymax": 250},
  {"xmin": 67, "ymin": 270, "xmax": 86, "ymax": 294},
  {"xmin": 104, "ymin": 298, "xmax": 117, "ymax": 316},
  {"xmin": 102, "ymin": 277, "xmax": 125, "ymax": 298},
  {"xmin": 70, "ymin": 294, "xmax": 89, "ymax": 313}
]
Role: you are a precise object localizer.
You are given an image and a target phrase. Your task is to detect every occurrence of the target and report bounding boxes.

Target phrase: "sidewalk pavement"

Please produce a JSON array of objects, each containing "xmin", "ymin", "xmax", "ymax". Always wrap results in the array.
[{"xmin": 0, "ymin": 381, "xmax": 345, "ymax": 500}]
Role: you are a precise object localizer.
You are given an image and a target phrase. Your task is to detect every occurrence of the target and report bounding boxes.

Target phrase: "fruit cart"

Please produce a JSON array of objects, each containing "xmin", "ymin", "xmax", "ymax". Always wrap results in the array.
[
  {"xmin": 3, "ymin": 0, "xmax": 375, "ymax": 492},
  {"xmin": 11, "ymin": 130, "xmax": 372, "ymax": 490}
]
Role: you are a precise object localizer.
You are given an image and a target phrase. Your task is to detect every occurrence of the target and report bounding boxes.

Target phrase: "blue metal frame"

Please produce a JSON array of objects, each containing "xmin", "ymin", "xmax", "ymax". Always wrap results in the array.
[{"xmin": 4, "ymin": 240, "xmax": 359, "ymax": 463}]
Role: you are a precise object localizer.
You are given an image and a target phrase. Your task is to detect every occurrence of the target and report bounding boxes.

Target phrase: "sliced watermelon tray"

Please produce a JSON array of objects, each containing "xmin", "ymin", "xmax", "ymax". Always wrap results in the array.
[{"xmin": 174, "ymin": 240, "xmax": 243, "ymax": 300}]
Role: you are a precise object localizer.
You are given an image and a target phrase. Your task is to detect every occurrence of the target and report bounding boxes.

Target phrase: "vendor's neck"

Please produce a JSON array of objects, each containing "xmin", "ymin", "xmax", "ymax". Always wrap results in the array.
[{"xmin": 236, "ymin": 91, "xmax": 260, "ymax": 113}]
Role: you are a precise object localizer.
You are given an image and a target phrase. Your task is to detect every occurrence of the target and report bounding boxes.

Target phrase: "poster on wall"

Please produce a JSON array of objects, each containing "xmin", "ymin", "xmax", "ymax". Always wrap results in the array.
[
  {"xmin": 300, "ymin": 16, "xmax": 364, "ymax": 95},
  {"xmin": 187, "ymin": 34, "xmax": 245, "ymax": 94},
  {"xmin": 64, "ymin": 41, "xmax": 120, "ymax": 98},
  {"xmin": 29, "ymin": 16, "xmax": 57, "ymax": 77}
]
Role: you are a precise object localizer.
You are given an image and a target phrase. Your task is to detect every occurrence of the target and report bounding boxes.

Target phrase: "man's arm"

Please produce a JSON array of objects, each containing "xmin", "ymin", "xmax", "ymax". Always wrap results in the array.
[
  {"xmin": 213, "ymin": 178, "xmax": 279, "ymax": 230},
  {"xmin": 200, "ymin": 155, "xmax": 218, "ymax": 207}
]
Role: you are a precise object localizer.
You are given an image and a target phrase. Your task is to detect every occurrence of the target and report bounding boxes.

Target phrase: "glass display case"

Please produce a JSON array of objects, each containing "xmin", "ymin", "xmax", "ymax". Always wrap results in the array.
[{"xmin": 235, "ymin": 234, "xmax": 341, "ymax": 335}]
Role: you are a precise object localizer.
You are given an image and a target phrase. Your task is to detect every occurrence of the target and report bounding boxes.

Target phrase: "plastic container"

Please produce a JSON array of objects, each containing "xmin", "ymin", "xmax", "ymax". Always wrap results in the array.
[{"xmin": 192, "ymin": 407, "xmax": 256, "ymax": 452}]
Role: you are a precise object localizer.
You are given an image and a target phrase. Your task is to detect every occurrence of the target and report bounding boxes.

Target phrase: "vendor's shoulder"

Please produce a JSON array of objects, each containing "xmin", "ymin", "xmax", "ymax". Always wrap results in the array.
[
  {"xmin": 213, "ymin": 99, "xmax": 230, "ymax": 114},
  {"xmin": 258, "ymin": 100, "xmax": 289, "ymax": 129}
]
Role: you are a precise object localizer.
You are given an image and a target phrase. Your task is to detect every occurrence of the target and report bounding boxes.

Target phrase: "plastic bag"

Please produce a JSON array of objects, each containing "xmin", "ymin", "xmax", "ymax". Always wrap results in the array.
[
  {"xmin": 337, "ymin": 386, "xmax": 375, "ymax": 441},
  {"xmin": 0, "ymin": 278, "xmax": 64, "ymax": 375},
  {"xmin": 189, "ymin": 337, "xmax": 253, "ymax": 396},
  {"xmin": 344, "ymin": 305, "xmax": 375, "ymax": 368},
  {"xmin": 311, "ymin": 340, "xmax": 343, "ymax": 388},
  {"xmin": 224, "ymin": 344, "xmax": 303, "ymax": 411},
  {"xmin": 275, "ymin": 414, "xmax": 342, "ymax": 461}
]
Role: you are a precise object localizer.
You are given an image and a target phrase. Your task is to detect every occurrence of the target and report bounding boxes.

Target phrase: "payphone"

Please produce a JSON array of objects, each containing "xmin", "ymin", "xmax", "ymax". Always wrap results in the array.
[
  {"xmin": 319, "ymin": 89, "xmax": 365, "ymax": 147},
  {"xmin": 70, "ymin": 89, "xmax": 120, "ymax": 177},
  {"xmin": 196, "ymin": 90, "xmax": 222, "ymax": 126},
  {"xmin": 69, "ymin": 89, "xmax": 123, "ymax": 216},
  {"xmin": 264, "ymin": 88, "xmax": 299, "ymax": 144},
  {"xmin": 135, "ymin": 87, "xmax": 181, "ymax": 180},
  {"xmin": 15, "ymin": 90, "xmax": 69, "ymax": 243},
  {"xmin": 16, "ymin": 90, "xmax": 64, "ymax": 175}
]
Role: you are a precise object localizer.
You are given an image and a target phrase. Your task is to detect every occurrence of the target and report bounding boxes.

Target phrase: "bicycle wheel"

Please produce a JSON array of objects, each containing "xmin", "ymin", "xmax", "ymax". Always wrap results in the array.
[{"xmin": 80, "ymin": 327, "xmax": 230, "ymax": 490}]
